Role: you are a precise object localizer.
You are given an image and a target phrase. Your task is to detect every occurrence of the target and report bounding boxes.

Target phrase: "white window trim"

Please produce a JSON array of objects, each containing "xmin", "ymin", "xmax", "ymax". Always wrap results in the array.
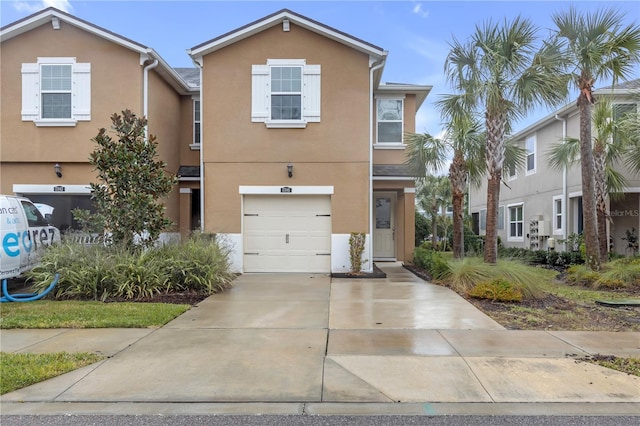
[
  {"xmin": 525, "ymin": 135, "xmax": 536, "ymax": 176},
  {"xmin": 553, "ymin": 195, "xmax": 563, "ymax": 235},
  {"xmin": 252, "ymin": 59, "xmax": 320, "ymax": 128},
  {"xmin": 190, "ymin": 97, "xmax": 201, "ymax": 150},
  {"xmin": 375, "ymin": 95, "xmax": 405, "ymax": 144},
  {"xmin": 507, "ymin": 203, "xmax": 525, "ymax": 242},
  {"xmin": 22, "ymin": 57, "xmax": 91, "ymax": 127}
]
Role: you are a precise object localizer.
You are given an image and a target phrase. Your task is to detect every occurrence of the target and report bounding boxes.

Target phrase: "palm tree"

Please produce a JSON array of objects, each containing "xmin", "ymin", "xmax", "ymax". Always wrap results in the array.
[
  {"xmin": 443, "ymin": 17, "xmax": 569, "ymax": 264},
  {"xmin": 547, "ymin": 99, "xmax": 629, "ymax": 259},
  {"xmin": 552, "ymin": 7, "xmax": 640, "ymax": 269},
  {"xmin": 416, "ymin": 175, "xmax": 451, "ymax": 250},
  {"xmin": 406, "ymin": 113, "xmax": 484, "ymax": 258},
  {"xmin": 405, "ymin": 114, "xmax": 524, "ymax": 259}
]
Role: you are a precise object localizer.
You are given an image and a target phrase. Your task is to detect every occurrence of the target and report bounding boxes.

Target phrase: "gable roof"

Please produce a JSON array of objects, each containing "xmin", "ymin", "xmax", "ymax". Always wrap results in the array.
[
  {"xmin": 188, "ymin": 9, "xmax": 387, "ymax": 61},
  {"xmin": 1, "ymin": 7, "xmax": 193, "ymax": 95},
  {"xmin": 509, "ymin": 78, "xmax": 640, "ymax": 141}
]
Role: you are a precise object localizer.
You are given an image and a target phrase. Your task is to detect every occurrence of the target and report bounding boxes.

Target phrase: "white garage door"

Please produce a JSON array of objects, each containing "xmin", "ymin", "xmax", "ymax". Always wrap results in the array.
[{"xmin": 243, "ymin": 195, "xmax": 331, "ymax": 273}]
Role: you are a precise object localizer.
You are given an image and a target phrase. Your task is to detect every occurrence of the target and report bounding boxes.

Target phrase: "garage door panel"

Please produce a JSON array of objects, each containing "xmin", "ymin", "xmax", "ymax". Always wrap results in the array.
[{"xmin": 243, "ymin": 195, "xmax": 331, "ymax": 273}]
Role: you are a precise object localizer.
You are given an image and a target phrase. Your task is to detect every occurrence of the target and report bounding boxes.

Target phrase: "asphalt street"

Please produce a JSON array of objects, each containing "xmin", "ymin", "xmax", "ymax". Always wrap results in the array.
[{"xmin": 2, "ymin": 415, "xmax": 639, "ymax": 426}]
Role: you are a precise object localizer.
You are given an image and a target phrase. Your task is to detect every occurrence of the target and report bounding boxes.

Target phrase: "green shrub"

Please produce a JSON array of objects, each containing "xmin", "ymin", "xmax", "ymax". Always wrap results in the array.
[
  {"xmin": 565, "ymin": 265, "xmax": 600, "ymax": 286},
  {"xmin": 468, "ymin": 278, "xmax": 523, "ymax": 302},
  {"xmin": 412, "ymin": 247, "xmax": 451, "ymax": 280},
  {"xmin": 27, "ymin": 234, "xmax": 235, "ymax": 301},
  {"xmin": 447, "ymin": 257, "xmax": 548, "ymax": 300},
  {"xmin": 463, "ymin": 226, "xmax": 483, "ymax": 254}
]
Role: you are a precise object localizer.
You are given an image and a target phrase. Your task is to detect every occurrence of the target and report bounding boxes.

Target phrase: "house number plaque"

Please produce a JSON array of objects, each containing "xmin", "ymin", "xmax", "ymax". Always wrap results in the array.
[{"xmin": 280, "ymin": 187, "xmax": 292, "ymax": 193}]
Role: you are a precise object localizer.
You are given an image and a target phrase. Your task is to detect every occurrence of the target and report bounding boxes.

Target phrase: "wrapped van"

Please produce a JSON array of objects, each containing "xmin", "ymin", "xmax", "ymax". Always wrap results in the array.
[{"xmin": 0, "ymin": 195, "xmax": 61, "ymax": 280}]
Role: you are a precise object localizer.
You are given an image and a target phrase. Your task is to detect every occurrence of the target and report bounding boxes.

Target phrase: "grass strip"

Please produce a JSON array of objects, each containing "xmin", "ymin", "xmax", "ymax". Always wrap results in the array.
[
  {"xmin": 1, "ymin": 352, "xmax": 104, "ymax": 394},
  {"xmin": 0, "ymin": 301, "xmax": 190, "ymax": 329}
]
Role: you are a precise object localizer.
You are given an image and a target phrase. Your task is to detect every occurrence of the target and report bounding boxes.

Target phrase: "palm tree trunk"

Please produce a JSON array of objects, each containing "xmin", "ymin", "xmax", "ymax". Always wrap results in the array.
[
  {"xmin": 484, "ymin": 112, "xmax": 506, "ymax": 265},
  {"xmin": 431, "ymin": 210, "xmax": 438, "ymax": 249},
  {"xmin": 451, "ymin": 190, "xmax": 465, "ymax": 258},
  {"xmin": 450, "ymin": 152, "xmax": 467, "ymax": 259},
  {"xmin": 577, "ymin": 81, "xmax": 601, "ymax": 270},
  {"xmin": 484, "ymin": 173, "xmax": 501, "ymax": 264},
  {"xmin": 593, "ymin": 144, "xmax": 609, "ymax": 263}
]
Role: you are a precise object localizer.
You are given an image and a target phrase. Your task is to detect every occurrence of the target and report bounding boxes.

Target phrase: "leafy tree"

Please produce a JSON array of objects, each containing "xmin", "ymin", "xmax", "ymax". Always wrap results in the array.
[
  {"xmin": 441, "ymin": 16, "xmax": 569, "ymax": 264},
  {"xmin": 415, "ymin": 211, "xmax": 430, "ymax": 246},
  {"xmin": 552, "ymin": 6, "xmax": 640, "ymax": 269},
  {"xmin": 89, "ymin": 110, "xmax": 177, "ymax": 249}
]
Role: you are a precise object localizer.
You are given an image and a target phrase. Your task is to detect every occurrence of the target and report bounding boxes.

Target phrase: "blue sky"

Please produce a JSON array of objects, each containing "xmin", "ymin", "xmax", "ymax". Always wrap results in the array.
[{"xmin": 2, "ymin": 0, "xmax": 639, "ymax": 137}]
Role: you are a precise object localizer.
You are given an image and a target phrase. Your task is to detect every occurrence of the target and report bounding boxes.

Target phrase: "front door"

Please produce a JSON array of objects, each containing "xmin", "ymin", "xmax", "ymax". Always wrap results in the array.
[{"xmin": 373, "ymin": 192, "xmax": 395, "ymax": 259}]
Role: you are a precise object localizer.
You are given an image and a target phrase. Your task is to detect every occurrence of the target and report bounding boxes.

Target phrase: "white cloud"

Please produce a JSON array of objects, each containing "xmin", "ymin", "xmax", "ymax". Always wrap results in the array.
[
  {"xmin": 13, "ymin": 0, "xmax": 73, "ymax": 14},
  {"xmin": 412, "ymin": 3, "xmax": 429, "ymax": 19}
]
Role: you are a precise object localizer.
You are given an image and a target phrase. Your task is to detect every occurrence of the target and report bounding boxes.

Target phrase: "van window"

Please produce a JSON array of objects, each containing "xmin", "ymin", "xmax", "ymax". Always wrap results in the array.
[{"xmin": 21, "ymin": 201, "xmax": 48, "ymax": 226}]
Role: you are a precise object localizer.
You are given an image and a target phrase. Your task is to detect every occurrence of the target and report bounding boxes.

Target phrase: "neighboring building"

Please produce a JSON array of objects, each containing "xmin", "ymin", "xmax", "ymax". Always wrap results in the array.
[
  {"xmin": 0, "ymin": 8, "xmax": 431, "ymax": 273},
  {"xmin": 0, "ymin": 7, "xmax": 197, "ymax": 236},
  {"xmin": 468, "ymin": 80, "xmax": 640, "ymax": 256}
]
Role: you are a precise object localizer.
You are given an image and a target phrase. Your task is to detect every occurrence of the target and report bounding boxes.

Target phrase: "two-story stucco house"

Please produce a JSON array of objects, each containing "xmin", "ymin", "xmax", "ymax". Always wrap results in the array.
[
  {"xmin": 0, "ymin": 8, "xmax": 430, "ymax": 273},
  {"xmin": 468, "ymin": 80, "xmax": 639, "ymax": 256}
]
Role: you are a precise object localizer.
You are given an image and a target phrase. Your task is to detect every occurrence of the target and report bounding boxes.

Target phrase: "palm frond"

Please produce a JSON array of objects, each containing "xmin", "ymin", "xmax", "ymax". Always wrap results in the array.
[{"xmin": 545, "ymin": 138, "xmax": 580, "ymax": 171}]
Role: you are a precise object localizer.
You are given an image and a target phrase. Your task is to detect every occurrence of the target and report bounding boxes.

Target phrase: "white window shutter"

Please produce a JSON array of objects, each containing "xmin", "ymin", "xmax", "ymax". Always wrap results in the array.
[
  {"xmin": 251, "ymin": 64, "xmax": 269, "ymax": 122},
  {"xmin": 21, "ymin": 63, "xmax": 39, "ymax": 121},
  {"xmin": 73, "ymin": 62, "xmax": 91, "ymax": 121},
  {"xmin": 303, "ymin": 64, "xmax": 321, "ymax": 122}
]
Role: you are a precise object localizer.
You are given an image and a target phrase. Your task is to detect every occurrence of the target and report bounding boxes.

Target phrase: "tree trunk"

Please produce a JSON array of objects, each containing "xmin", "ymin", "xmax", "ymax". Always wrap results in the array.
[
  {"xmin": 593, "ymin": 144, "xmax": 609, "ymax": 263},
  {"xmin": 431, "ymin": 210, "xmax": 438, "ymax": 249},
  {"xmin": 577, "ymin": 81, "xmax": 601, "ymax": 270},
  {"xmin": 450, "ymin": 152, "xmax": 467, "ymax": 259},
  {"xmin": 484, "ymin": 112, "xmax": 506, "ymax": 265},
  {"xmin": 484, "ymin": 173, "xmax": 501, "ymax": 264},
  {"xmin": 451, "ymin": 190, "xmax": 465, "ymax": 259}
]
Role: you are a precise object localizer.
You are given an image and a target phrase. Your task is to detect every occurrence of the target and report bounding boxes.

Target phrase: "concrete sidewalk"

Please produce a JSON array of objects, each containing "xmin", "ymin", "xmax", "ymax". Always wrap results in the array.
[{"xmin": 1, "ymin": 263, "xmax": 639, "ymax": 416}]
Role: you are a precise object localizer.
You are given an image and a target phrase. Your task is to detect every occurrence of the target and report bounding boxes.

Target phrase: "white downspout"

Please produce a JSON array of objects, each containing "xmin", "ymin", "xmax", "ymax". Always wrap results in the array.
[
  {"xmin": 193, "ymin": 58, "xmax": 204, "ymax": 232},
  {"xmin": 369, "ymin": 56, "xmax": 386, "ymax": 272},
  {"xmin": 555, "ymin": 114, "xmax": 568, "ymax": 248},
  {"xmin": 143, "ymin": 59, "xmax": 159, "ymax": 141}
]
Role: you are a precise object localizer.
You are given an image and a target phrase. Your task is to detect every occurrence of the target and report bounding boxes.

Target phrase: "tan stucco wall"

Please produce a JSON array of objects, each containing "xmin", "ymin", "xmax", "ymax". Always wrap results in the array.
[
  {"xmin": 0, "ymin": 22, "xmax": 143, "ymax": 163},
  {"xmin": 147, "ymin": 71, "xmax": 184, "ymax": 227},
  {"xmin": 200, "ymin": 22, "xmax": 372, "ymax": 235},
  {"xmin": 1, "ymin": 21, "xmax": 184, "ymax": 231},
  {"xmin": 205, "ymin": 162, "xmax": 369, "ymax": 234},
  {"xmin": 178, "ymin": 97, "xmax": 200, "ymax": 166}
]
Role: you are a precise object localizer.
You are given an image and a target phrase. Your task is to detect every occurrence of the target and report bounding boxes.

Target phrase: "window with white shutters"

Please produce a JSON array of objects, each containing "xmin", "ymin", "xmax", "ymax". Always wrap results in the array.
[
  {"xmin": 251, "ymin": 59, "xmax": 320, "ymax": 128},
  {"xmin": 22, "ymin": 57, "xmax": 91, "ymax": 126}
]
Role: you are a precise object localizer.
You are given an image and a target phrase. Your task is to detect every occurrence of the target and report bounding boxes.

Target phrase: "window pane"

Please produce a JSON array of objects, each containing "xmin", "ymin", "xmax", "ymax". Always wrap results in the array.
[
  {"xmin": 194, "ymin": 123, "xmax": 201, "ymax": 144},
  {"xmin": 42, "ymin": 93, "xmax": 72, "ymax": 118},
  {"xmin": 271, "ymin": 66, "xmax": 301, "ymax": 94},
  {"xmin": 378, "ymin": 122, "xmax": 402, "ymax": 143},
  {"xmin": 527, "ymin": 154, "xmax": 535, "ymax": 171},
  {"xmin": 377, "ymin": 100, "xmax": 402, "ymax": 120},
  {"xmin": 271, "ymin": 95, "xmax": 301, "ymax": 120},
  {"xmin": 194, "ymin": 101, "xmax": 200, "ymax": 121},
  {"xmin": 42, "ymin": 65, "xmax": 71, "ymax": 91},
  {"xmin": 376, "ymin": 198, "xmax": 391, "ymax": 229}
]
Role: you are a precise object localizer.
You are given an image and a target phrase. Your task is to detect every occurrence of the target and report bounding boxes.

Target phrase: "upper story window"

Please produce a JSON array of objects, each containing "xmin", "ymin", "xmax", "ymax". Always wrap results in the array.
[
  {"xmin": 376, "ymin": 98, "xmax": 404, "ymax": 144},
  {"xmin": 41, "ymin": 65, "xmax": 72, "ymax": 118},
  {"xmin": 271, "ymin": 66, "xmax": 301, "ymax": 120},
  {"xmin": 192, "ymin": 99, "xmax": 201, "ymax": 149},
  {"xmin": 22, "ymin": 57, "xmax": 91, "ymax": 127},
  {"xmin": 613, "ymin": 103, "xmax": 637, "ymax": 145},
  {"xmin": 525, "ymin": 135, "xmax": 536, "ymax": 175},
  {"xmin": 251, "ymin": 59, "xmax": 321, "ymax": 128}
]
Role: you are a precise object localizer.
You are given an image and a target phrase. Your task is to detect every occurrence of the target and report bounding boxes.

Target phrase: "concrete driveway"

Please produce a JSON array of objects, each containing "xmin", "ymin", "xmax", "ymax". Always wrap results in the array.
[{"xmin": 2, "ymin": 263, "xmax": 639, "ymax": 415}]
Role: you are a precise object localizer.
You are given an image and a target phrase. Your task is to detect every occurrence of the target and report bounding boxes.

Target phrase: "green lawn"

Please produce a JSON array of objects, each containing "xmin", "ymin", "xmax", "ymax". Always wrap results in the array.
[
  {"xmin": 1, "ymin": 352, "xmax": 104, "ymax": 394},
  {"xmin": 0, "ymin": 300, "xmax": 190, "ymax": 329}
]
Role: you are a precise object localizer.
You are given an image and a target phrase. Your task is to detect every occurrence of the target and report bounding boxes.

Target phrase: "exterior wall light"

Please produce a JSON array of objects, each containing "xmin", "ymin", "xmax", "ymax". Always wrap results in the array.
[
  {"xmin": 54, "ymin": 163, "xmax": 62, "ymax": 178},
  {"xmin": 287, "ymin": 162, "xmax": 293, "ymax": 178}
]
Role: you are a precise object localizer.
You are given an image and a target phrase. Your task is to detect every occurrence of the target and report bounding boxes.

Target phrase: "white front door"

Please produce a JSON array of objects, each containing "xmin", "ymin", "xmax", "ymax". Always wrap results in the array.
[
  {"xmin": 373, "ymin": 192, "xmax": 395, "ymax": 259},
  {"xmin": 243, "ymin": 195, "xmax": 331, "ymax": 272}
]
